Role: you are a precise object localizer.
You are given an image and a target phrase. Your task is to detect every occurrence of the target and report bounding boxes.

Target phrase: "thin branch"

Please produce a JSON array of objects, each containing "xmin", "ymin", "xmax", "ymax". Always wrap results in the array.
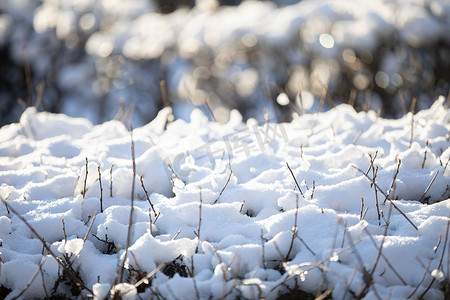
[
  {"xmin": 286, "ymin": 194, "xmax": 299, "ymax": 260},
  {"xmin": 421, "ymin": 140, "xmax": 429, "ymax": 169},
  {"xmin": 286, "ymin": 162, "xmax": 304, "ymax": 198},
  {"xmin": 82, "ymin": 157, "xmax": 88, "ymax": 198},
  {"xmin": 260, "ymin": 228, "xmax": 266, "ymax": 270},
  {"xmin": 418, "ymin": 170, "xmax": 439, "ymax": 203},
  {"xmin": 317, "ymin": 217, "xmax": 340, "ymax": 296},
  {"xmin": 293, "ymin": 232, "xmax": 316, "ymax": 256},
  {"xmin": 98, "ymin": 165, "xmax": 103, "ymax": 212},
  {"xmin": 362, "ymin": 226, "xmax": 406, "ymax": 285},
  {"xmin": 352, "ymin": 129, "xmax": 363, "ymax": 145},
  {"xmin": 418, "ymin": 213, "xmax": 450, "ymax": 299},
  {"xmin": 353, "ymin": 165, "xmax": 418, "ymax": 230},
  {"xmin": 110, "ymin": 164, "xmax": 114, "ymax": 197},
  {"xmin": 62, "ymin": 218, "xmax": 67, "ymax": 244},
  {"xmin": 140, "ymin": 175, "xmax": 157, "ymax": 215},
  {"xmin": 195, "ymin": 186, "xmax": 203, "ymax": 254},
  {"xmin": 407, "ymin": 257, "xmax": 431, "ymax": 298},
  {"xmin": 134, "ymin": 263, "xmax": 166, "ymax": 289},
  {"xmin": 383, "ymin": 159, "xmax": 401, "ymax": 204},
  {"xmin": 214, "ymin": 157, "xmax": 233, "ymax": 204},
  {"xmin": 2, "ymin": 200, "xmax": 92, "ymax": 294},
  {"xmin": 11, "ymin": 255, "xmax": 49, "ymax": 300},
  {"xmin": 118, "ymin": 122, "xmax": 137, "ymax": 283}
]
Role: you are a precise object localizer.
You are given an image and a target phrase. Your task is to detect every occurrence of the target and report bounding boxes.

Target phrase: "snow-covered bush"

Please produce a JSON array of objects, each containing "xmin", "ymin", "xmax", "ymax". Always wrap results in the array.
[{"xmin": 0, "ymin": 97, "xmax": 449, "ymax": 299}]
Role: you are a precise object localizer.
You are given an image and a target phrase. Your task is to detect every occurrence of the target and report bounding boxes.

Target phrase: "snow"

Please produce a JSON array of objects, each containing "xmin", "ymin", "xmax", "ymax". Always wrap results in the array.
[
  {"xmin": 0, "ymin": 96, "xmax": 449, "ymax": 299},
  {"xmin": 2, "ymin": 0, "xmax": 450, "ymax": 126}
]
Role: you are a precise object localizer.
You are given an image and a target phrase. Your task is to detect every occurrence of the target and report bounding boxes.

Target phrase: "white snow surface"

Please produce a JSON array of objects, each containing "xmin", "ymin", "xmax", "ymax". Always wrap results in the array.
[{"xmin": 0, "ymin": 97, "xmax": 449, "ymax": 299}]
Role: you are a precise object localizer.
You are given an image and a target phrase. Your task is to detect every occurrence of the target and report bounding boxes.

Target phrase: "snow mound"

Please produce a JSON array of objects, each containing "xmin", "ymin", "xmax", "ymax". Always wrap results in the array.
[{"xmin": 0, "ymin": 97, "xmax": 449, "ymax": 299}]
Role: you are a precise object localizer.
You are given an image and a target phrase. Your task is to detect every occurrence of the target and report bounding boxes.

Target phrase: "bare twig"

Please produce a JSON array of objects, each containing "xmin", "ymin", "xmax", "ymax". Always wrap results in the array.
[
  {"xmin": 293, "ymin": 232, "xmax": 316, "ymax": 256},
  {"xmin": 214, "ymin": 157, "xmax": 232, "ymax": 204},
  {"xmin": 286, "ymin": 162, "xmax": 305, "ymax": 198},
  {"xmin": 62, "ymin": 218, "xmax": 67, "ymax": 243},
  {"xmin": 383, "ymin": 159, "xmax": 401, "ymax": 204},
  {"xmin": 140, "ymin": 175, "xmax": 157, "ymax": 215},
  {"xmin": 205, "ymin": 98, "xmax": 216, "ymax": 122},
  {"xmin": 134, "ymin": 263, "xmax": 166, "ymax": 289},
  {"xmin": 110, "ymin": 164, "xmax": 114, "ymax": 197},
  {"xmin": 195, "ymin": 186, "xmax": 203, "ymax": 254},
  {"xmin": 159, "ymin": 80, "xmax": 170, "ymax": 108},
  {"xmin": 171, "ymin": 228, "xmax": 182, "ymax": 241},
  {"xmin": 260, "ymin": 228, "xmax": 266, "ymax": 270},
  {"xmin": 82, "ymin": 157, "xmax": 88, "ymax": 198},
  {"xmin": 12, "ymin": 255, "xmax": 49, "ymax": 300},
  {"xmin": 407, "ymin": 257, "xmax": 431, "ymax": 298},
  {"xmin": 2, "ymin": 200, "xmax": 92, "ymax": 294},
  {"xmin": 342, "ymin": 265, "xmax": 358, "ymax": 300},
  {"xmin": 418, "ymin": 213, "xmax": 450, "ymax": 299},
  {"xmin": 118, "ymin": 122, "xmax": 137, "ymax": 283},
  {"xmin": 98, "ymin": 165, "xmax": 103, "ymax": 212},
  {"xmin": 35, "ymin": 82, "xmax": 46, "ymax": 111},
  {"xmin": 317, "ymin": 218, "xmax": 340, "ymax": 297},
  {"xmin": 286, "ymin": 194, "xmax": 299, "ymax": 260},
  {"xmin": 418, "ymin": 170, "xmax": 439, "ymax": 203},
  {"xmin": 421, "ymin": 140, "xmax": 429, "ymax": 169},
  {"xmin": 353, "ymin": 165, "xmax": 418, "ymax": 230},
  {"xmin": 409, "ymin": 98, "xmax": 416, "ymax": 148},
  {"xmin": 369, "ymin": 205, "xmax": 392, "ymax": 282},
  {"xmin": 239, "ymin": 199, "xmax": 245, "ymax": 213},
  {"xmin": 362, "ymin": 226, "xmax": 406, "ymax": 285},
  {"xmin": 360, "ymin": 198, "xmax": 365, "ymax": 220},
  {"xmin": 352, "ymin": 129, "xmax": 363, "ymax": 145}
]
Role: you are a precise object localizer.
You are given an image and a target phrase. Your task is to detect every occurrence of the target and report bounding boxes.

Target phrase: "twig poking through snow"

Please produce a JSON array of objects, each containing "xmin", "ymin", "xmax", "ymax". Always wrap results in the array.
[
  {"xmin": 2, "ymin": 200, "xmax": 92, "ymax": 294},
  {"xmin": 260, "ymin": 228, "xmax": 266, "ymax": 270},
  {"xmin": 353, "ymin": 165, "xmax": 418, "ymax": 230},
  {"xmin": 98, "ymin": 165, "xmax": 103, "ymax": 213},
  {"xmin": 214, "ymin": 156, "xmax": 232, "ymax": 204},
  {"xmin": 62, "ymin": 218, "xmax": 67, "ymax": 243},
  {"xmin": 11, "ymin": 255, "xmax": 49, "ymax": 300},
  {"xmin": 195, "ymin": 186, "xmax": 203, "ymax": 254},
  {"xmin": 286, "ymin": 162, "xmax": 305, "ymax": 198},
  {"xmin": 418, "ymin": 213, "xmax": 450, "ymax": 299},
  {"xmin": 383, "ymin": 159, "xmax": 401, "ymax": 204},
  {"xmin": 82, "ymin": 157, "xmax": 88, "ymax": 198},
  {"xmin": 352, "ymin": 129, "xmax": 363, "ymax": 145},
  {"xmin": 118, "ymin": 122, "xmax": 137, "ymax": 284},
  {"xmin": 110, "ymin": 164, "xmax": 114, "ymax": 197},
  {"xmin": 421, "ymin": 140, "xmax": 429, "ymax": 169},
  {"xmin": 140, "ymin": 175, "xmax": 158, "ymax": 216},
  {"xmin": 286, "ymin": 194, "xmax": 299, "ymax": 260},
  {"xmin": 409, "ymin": 98, "xmax": 416, "ymax": 149},
  {"xmin": 134, "ymin": 263, "xmax": 166, "ymax": 289},
  {"xmin": 418, "ymin": 170, "xmax": 439, "ymax": 203}
]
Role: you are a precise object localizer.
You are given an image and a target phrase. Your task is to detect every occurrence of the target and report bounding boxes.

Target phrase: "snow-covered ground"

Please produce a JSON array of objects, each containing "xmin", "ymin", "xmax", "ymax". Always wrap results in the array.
[{"xmin": 0, "ymin": 96, "xmax": 449, "ymax": 299}]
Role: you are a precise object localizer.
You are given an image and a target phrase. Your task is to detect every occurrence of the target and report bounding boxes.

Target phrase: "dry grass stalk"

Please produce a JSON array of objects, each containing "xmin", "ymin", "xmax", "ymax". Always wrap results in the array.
[
  {"xmin": 82, "ymin": 157, "xmax": 88, "ymax": 198},
  {"xmin": 286, "ymin": 162, "xmax": 305, "ymax": 198},
  {"xmin": 117, "ymin": 122, "xmax": 137, "ymax": 284},
  {"xmin": 419, "ymin": 170, "xmax": 439, "ymax": 203},
  {"xmin": 110, "ymin": 164, "xmax": 114, "ymax": 197},
  {"xmin": 353, "ymin": 165, "xmax": 418, "ymax": 230},
  {"xmin": 286, "ymin": 194, "xmax": 299, "ymax": 260},
  {"xmin": 98, "ymin": 165, "xmax": 103, "ymax": 212}
]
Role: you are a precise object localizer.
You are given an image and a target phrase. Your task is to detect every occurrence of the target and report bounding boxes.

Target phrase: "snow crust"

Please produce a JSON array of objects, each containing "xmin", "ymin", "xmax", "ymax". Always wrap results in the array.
[{"xmin": 0, "ymin": 98, "xmax": 449, "ymax": 299}]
